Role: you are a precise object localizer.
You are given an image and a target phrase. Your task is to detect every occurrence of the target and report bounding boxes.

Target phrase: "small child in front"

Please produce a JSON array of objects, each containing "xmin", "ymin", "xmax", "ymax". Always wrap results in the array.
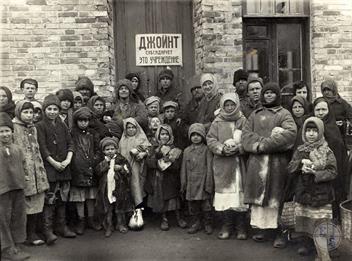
[{"xmin": 0, "ymin": 112, "xmax": 30, "ymax": 260}]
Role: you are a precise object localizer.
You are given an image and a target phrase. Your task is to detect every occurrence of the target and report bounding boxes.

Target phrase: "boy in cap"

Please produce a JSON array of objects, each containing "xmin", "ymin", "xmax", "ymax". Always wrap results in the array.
[{"xmin": 0, "ymin": 112, "xmax": 30, "ymax": 260}]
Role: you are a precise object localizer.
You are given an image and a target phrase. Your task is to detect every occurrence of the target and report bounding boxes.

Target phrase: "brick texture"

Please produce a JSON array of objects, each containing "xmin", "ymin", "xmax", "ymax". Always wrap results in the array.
[
  {"xmin": 311, "ymin": 0, "xmax": 352, "ymax": 101},
  {"xmin": 0, "ymin": 0, "xmax": 114, "ymax": 101},
  {"xmin": 193, "ymin": 0, "xmax": 243, "ymax": 93}
]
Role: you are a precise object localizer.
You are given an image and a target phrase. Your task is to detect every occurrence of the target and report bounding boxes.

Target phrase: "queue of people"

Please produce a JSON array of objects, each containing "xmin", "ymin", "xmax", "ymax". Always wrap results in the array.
[{"xmin": 1, "ymin": 69, "xmax": 352, "ymax": 261}]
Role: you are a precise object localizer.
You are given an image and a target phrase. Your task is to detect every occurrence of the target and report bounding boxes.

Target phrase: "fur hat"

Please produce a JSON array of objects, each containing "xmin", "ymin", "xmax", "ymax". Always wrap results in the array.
[
  {"xmin": 321, "ymin": 79, "xmax": 337, "ymax": 95},
  {"xmin": 42, "ymin": 94, "xmax": 61, "ymax": 111},
  {"xmin": 75, "ymin": 76, "xmax": 94, "ymax": 94},
  {"xmin": 158, "ymin": 69, "xmax": 174, "ymax": 81},
  {"xmin": 233, "ymin": 69, "xmax": 248, "ymax": 85},
  {"xmin": 188, "ymin": 123, "xmax": 206, "ymax": 139},
  {"xmin": 100, "ymin": 136, "xmax": 119, "ymax": 150},
  {"xmin": 261, "ymin": 82, "xmax": 281, "ymax": 107},
  {"xmin": 56, "ymin": 89, "xmax": 74, "ymax": 105},
  {"xmin": 0, "ymin": 112, "xmax": 13, "ymax": 130},
  {"xmin": 115, "ymin": 79, "xmax": 133, "ymax": 100},
  {"xmin": 73, "ymin": 107, "xmax": 93, "ymax": 121}
]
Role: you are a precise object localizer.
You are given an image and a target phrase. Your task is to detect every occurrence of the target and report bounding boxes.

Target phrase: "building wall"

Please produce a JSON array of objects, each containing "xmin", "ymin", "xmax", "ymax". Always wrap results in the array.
[
  {"xmin": 0, "ymin": 0, "xmax": 114, "ymax": 100},
  {"xmin": 193, "ymin": 0, "xmax": 243, "ymax": 93},
  {"xmin": 311, "ymin": 0, "xmax": 352, "ymax": 100}
]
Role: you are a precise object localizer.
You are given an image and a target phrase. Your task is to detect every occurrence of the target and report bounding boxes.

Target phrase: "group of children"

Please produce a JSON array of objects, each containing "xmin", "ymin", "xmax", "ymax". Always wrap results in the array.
[{"xmin": 0, "ymin": 73, "xmax": 348, "ymax": 261}]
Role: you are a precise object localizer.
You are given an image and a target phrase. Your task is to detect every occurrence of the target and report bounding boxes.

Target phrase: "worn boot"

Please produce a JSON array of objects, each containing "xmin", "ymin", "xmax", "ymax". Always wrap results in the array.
[
  {"xmin": 236, "ymin": 212, "xmax": 248, "ymax": 240},
  {"xmin": 104, "ymin": 211, "xmax": 113, "ymax": 237},
  {"xmin": 75, "ymin": 217, "xmax": 85, "ymax": 235},
  {"xmin": 87, "ymin": 216, "xmax": 102, "ymax": 231},
  {"xmin": 26, "ymin": 214, "xmax": 45, "ymax": 246},
  {"xmin": 42, "ymin": 205, "xmax": 58, "ymax": 245},
  {"xmin": 217, "ymin": 210, "xmax": 234, "ymax": 240},
  {"xmin": 56, "ymin": 205, "xmax": 76, "ymax": 238},
  {"xmin": 116, "ymin": 213, "xmax": 128, "ymax": 233},
  {"xmin": 175, "ymin": 209, "xmax": 187, "ymax": 229},
  {"xmin": 160, "ymin": 213, "xmax": 169, "ymax": 231},
  {"xmin": 203, "ymin": 211, "xmax": 213, "ymax": 235},
  {"xmin": 1, "ymin": 246, "xmax": 30, "ymax": 261},
  {"xmin": 187, "ymin": 215, "xmax": 201, "ymax": 234}
]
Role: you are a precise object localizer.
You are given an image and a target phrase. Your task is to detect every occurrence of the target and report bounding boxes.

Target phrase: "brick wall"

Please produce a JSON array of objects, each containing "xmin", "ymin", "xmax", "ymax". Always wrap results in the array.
[
  {"xmin": 0, "ymin": 0, "xmax": 114, "ymax": 101},
  {"xmin": 193, "ymin": 0, "xmax": 243, "ymax": 93},
  {"xmin": 311, "ymin": 0, "xmax": 352, "ymax": 101}
]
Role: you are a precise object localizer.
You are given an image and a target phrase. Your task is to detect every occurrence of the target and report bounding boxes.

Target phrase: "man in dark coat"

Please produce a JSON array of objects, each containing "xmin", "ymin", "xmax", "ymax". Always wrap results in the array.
[
  {"xmin": 240, "ymin": 76, "xmax": 263, "ymax": 118},
  {"xmin": 182, "ymin": 74, "xmax": 204, "ymax": 125}
]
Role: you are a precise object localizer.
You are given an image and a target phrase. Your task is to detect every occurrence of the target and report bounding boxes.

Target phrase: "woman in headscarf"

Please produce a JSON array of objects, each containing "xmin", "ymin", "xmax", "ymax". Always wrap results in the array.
[
  {"xmin": 125, "ymin": 72, "xmax": 145, "ymax": 104},
  {"xmin": 87, "ymin": 95, "xmax": 110, "ymax": 140},
  {"xmin": 206, "ymin": 93, "xmax": 248, "ymax": 240},
  {"xmin": 112, "ymin": 79, "xmax": 148, "ymax": 129},
  {"xmin": 290, "ymin": 95, "xmax": 311, "ymax": 131},
  {"xmin": 242, "ymin": 82, "xmax": 297, "ymax": 247},
  {"xmin": 197, "ymin": 73, "xmax": 221, "ymax": 130},
  {"xmin": 0, "ymin": 86, "xmax": 16, "ymax": 118},
  {"xmin": 118, "ymin": 118, "xmax": 151, "ymax": 210}
]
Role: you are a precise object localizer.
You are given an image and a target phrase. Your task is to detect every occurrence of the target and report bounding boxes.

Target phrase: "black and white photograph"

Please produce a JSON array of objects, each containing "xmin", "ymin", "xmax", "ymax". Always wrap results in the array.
[{"xmin": 1, "ymin": 0, "xmax": 352, "ymax": 260}]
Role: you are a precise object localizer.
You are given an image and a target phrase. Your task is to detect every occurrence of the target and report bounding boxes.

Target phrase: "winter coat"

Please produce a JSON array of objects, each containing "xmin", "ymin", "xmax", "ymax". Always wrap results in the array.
[
  {"xmin": 207, "ymin": 115, "xmax": 247, "ymax": 193},
  {"xmin": 12, "ymin": 119, "xmax": 49, "ymax": 196},
  {"xmin": 0, "ymin": 144, "xmax": 26, "ymax": 195},
  {"xmin": 155, "ymin": 85, "xmax": 184, "ymax": 111},
  {"xmin": 70, "ymin": 127, "xmax": 100, "ymax": 187},
  {"xmin": 145, "ymin": 145, "xmax": 182, "ymax": 201},
  {"xmin": 240, "ymin": 98, "xmax": 262, "ymax": 119},
  {"xmin": 95, "ymin": 154, "xmax": 134, "ymax": 214},
  {"xmin": 180, "ymin": 143, "xmax": 213, "ymax": 200},
  {"xmin": 242, "ymin": 106, "xmax": 297, "ymax": 207},
  {"xmin": 36, "ymin": 117, "xmax": 74, "ymax": 182},
  {"xmin": 196, "ymin": 93, "xmax": 221, "ymax": 130},
  {"xmin": 163, "ymin": 117, "xmax": 189, "ymax": 150},
  {"xmin": 288, "ymin": 147, "xmax": 337, "ymax": 207},
  {"xmin": 113, "ymin": 101, "xmax": 148, "ymax": 130},
  {"xmin": 181, "ymin": 97, "xmax": 203, "ymax": 125}
]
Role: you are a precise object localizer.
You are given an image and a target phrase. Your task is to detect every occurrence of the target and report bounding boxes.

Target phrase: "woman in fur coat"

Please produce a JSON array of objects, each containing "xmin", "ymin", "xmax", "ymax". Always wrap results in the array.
[{"xmin": 242, "ymin": 82, "xmax": 297, "ymax": 247}]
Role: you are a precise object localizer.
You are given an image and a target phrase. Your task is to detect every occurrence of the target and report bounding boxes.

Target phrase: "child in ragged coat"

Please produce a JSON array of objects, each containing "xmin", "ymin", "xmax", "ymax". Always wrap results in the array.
[
  {"xmin": 145, "ymin": 124, "xmax": 187, "ymax": 230},
  {"xmin": 69, "ymin": 107, "xmax": 101, "ymax": 235},
  {"xmin": 12, "ymin": 101, "xmax": 49, "ymax": 246},
  {"xmin": 95, "ymin": 137, "xmax": 134, "ymax": 237},
  {"xmin": 0, "ymin": 112, "xmax": 30, "ymax": 261},
  {"xmin": 180, "ymin": 123, "xmax": 214, "ymax": 234},
  {"xmin": 288, "ymin": 117, "xmax": 337, "ymax": 260},
  {"xmin": 119, "ymin": 118, "xmax": 151, "ymax": 212}
]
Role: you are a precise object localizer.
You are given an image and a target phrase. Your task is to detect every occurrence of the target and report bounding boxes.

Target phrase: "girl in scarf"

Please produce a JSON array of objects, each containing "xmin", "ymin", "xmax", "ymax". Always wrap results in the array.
[
  {"xmin": 206, "ymin": 93, "xmax": 248, "ymax": 240},
  {"xmin": 0, "ymin": 86, "xmax": 16, "ymax": 118},
  {"xmin": 95, "ymin": 137, "xmax": 133, "ymax": 237},
  {"xmin": 118, "ymin": 118, "xmax": 151, "ymax": 211},
  {"xmin": 87, "ymin": 95, "xmax": 110, "ymax": 140},
  {"xmin": 145, "ymin": 124, "xmax": 187, "ymax": 230},
  {"xmin": 12, "ymin": 101, "xmax": 49, "ymax": 246},
  {"xmin": 69, "ymin": 107, "xmax": 101, "ymax": 235},
  {"xmin": 242, "ymin": 82, "xmax": 297, "ymax": 247},
  {"xmin": 288, "ymin": 117, "xmax": 337, "ymax": 260},
  {"xmin": 197, "ymin": 74, "xmax": 221, "ymax": 131}
]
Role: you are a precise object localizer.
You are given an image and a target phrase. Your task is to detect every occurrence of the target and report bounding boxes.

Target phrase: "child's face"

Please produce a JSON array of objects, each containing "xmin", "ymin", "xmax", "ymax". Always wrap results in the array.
[
  {"xmin": 292, "ymin": 101, "xmax": 305, "ymax": 118},
  {"xmin": 131, "ymin": 77, "xmax": 139, "ymax": 90},
  {"xmin": 263, "ymin": 90, "xmax": 277, "ymax": 104},
  {"xmin": 105, "ymin": 101, "xmax": 113, "ymax": 111},
  {"xmin": 164, "ymin": 107, "xmax": 176, "ymax": 120},
  {"xmin": 20, "ymin": 108, "xmax": 34, "ymax": 124},
  {"xmin": 159, "ymin": 129, "xmax": 170, "ymax": 145},
  {"xmin": 0, "ymin": 89, "xmax": 8, "ymax": 107},
  {"xmin": 0, "ymin": 126, "xmax": 12, "ymax": 145},
  {"xmin": 126, "ymin": 122, "xmax": 137, "ymax": 136},
  {"xmin": 103, "ymin": 115, "xmax": 112, "ymax": 123},
  {"xmin": 103, "ymin": 144, "xmax": 116, "ymax": 158},
  {"xmin": 118, "ymin": 86, "xmax": 130, "ymax": 99},
  {"xmin": 190, "ymin": 132, "xmax": 203, "ymax": 144},
  {"xmin": 73, "ymin": 99, "xmax": 83, "ymax": 110},
  {"xmin": 45, "ymin": 105, "xmax": 60, "ymax": 120},
  {"xmin": 77, "ymin": 118, "xmax": 89, "ymax": 130},
  {"xmin": 305, "ymin": 127, "xmax": 319, "ymax": 143},
  {"xmin": 60, "ymin": 100, "xmax": 71, "ymax": 111},
  {"xmin": 22, "ymin": 83, "xmax": 37, "ymax": 100},
  {"xmin": 33, "ymin": 108, "xmax": 42, "ymax": 123},
  {"xmin": 78, "ymin": 89, "xmax": 91, "ymax": 104},
  {"xmin": 223, "ymin": 100, "xmax": 236, "ymax": 113},
  {"xmin": 149, "ymin": 117, "xmax": 161, "ymax": 130},
  {"xmin": 93, "ymin": 100, "xmax": 105, "ymax": 115},
  {"xmin": 147, "ymin": 103, "xmax": 159, "ymax": 117}
]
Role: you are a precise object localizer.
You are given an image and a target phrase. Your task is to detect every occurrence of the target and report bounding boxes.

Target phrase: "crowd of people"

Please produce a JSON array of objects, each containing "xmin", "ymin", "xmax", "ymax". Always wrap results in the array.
[{"xmin": 1, "ymin": 69, "xmax": 352, "ymax": 261}]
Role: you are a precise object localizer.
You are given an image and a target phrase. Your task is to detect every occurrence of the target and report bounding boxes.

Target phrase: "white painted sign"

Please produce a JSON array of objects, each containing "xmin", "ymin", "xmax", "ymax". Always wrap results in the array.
[{"xmin": 136, "ymin": 34, "xmax": 182, "ymax": 66}]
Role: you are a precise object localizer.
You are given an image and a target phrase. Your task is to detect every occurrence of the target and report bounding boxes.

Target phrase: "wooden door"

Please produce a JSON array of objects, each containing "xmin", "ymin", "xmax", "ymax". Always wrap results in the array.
[{"xmin": 113, "ymin": 0, "xmax": 195, "ymax": 101}]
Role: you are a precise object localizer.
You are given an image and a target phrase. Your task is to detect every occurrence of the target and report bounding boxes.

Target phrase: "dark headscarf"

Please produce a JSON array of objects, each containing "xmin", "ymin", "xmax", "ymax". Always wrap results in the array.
[
  {"xmin": 87, "ymin": 95, "xmax": 106, "ymax": 118},
  {"xmin": 290, "ymin": 95, "xmax": 310, "ymax": 129},
  {"xmin": 0, "ymin": 86, "xmax": 16, "ymax": 118},
  {"xmin": 125, "ymin": 73, "xmax": 145, "ymax": 102}
]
